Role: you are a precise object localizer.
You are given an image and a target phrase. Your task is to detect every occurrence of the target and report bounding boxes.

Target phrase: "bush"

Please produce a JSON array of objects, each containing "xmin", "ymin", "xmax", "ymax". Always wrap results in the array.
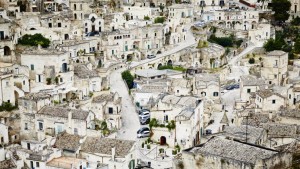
[
  {"xmin": 147, "ymin": 144, "xmax": 151, "ymax": 149},
  {"xmin": 18, "ymin": 34, "xmax": 51, "ymax": 48},
  {"xmin": 149, "ymin": 118, "xmax": 158, "ymax": 128},
  {"xmin": 159, "ymin": 148, "xmax": 164, "ymax": 153},
  {"xmin": 144, "ymin": 16, "xmax": 150, "ymax": 20},
  {"xmin": 291, "ymin": 16, "xmax": 300, "ymax": 26},
  {"xmin": 208, "ymin": 34, "xmax": 234, "ymax": 47},
  {"xmin": 121, "ymin": 70, "xmax": 134, "ymax": 89},
  {"xmin": 172, "ymin": 150, "xmax": 177, "ymax": 155},
  {"xmin": 46, "ymin": 78, "xmax": 51, "ymax": 85},
  {"xmin": 0, "ymin": 102, "xmax": 17, "ymax": 112},
  {"xmin": 154, "ymin": 17, "xmax": 165, "ymax": 23},
  {"xmin": 248, "ymin": 58, "xmax": 255, "ymax": 64}
]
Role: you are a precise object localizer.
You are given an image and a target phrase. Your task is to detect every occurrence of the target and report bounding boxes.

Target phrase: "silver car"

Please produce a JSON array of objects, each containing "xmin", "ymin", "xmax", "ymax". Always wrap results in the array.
[{"xmin": 137, "ymin": 127, "xmax": 150, "ymax": 138}]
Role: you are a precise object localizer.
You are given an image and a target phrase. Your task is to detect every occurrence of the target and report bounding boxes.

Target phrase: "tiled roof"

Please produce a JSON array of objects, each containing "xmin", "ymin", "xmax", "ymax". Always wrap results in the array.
[
  {"xmin": 262, "ymin": 123, "xmax": 297, "ymax": 138},
  {"xmin": 38, "ymin": 106, "xmax": 90, "ymax": 120},
  {"xmin": 81, "ymin": 137, "xmax": 135, "ymax": 157},
  {"xmin": 241, "ymin": 75, "xmax": 265, "ymax": 86},
  {"xmin": 74, "ymin": 65, "xmax": 99, "ymax": 79},
  {"xmin": 223, "ymin": 125, "xmax": 265, "ymax": 144},
  {"xmin": 54, "ymin": 132, "xmax": 82, "ymax": 152},
  {"xmin": 188, "ymin": 137, "xmax": 278, "ymax": 165},
  {"xmin": 0, "ymin": 159, "xmax": 16, "ymax": 169}
]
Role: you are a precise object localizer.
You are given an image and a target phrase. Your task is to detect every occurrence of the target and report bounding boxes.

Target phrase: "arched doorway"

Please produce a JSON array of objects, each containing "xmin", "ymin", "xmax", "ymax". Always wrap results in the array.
[
  {"xmin": 157, "ymin": 63, "xmax": 162, "ymax": 69},
  {"xmin": 167, "ymin": 60, "xmax": 172, "ymax": 66},
  {"xmin": 4, "ymin": 46, "xmax": 11, "ymax": 56},
  {"xmin": 127, "ymin": 54, "xmax": 132, "ymax": 61},
  {"xmin": 62, "ymin": 63, "xmax": 67, "ymax": 72},
  {"xmin": 160, "ymin": 136, "xmax": 166, "ymax": 145},
  {"xmin": 64, "ymin": 34, "xmax": 69, "ymax": 40}
]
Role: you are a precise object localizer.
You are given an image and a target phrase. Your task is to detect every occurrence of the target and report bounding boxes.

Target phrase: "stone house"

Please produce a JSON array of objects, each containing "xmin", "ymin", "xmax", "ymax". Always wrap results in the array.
[
  {"xmin": 123, "ymin": 6, "xmax": 159, "ymax": 20},
  {"xmin": 74, "ymin": 64, "xmax": 102, "ymax": 100},
  {"xmin": 46, "ymin": 156, "xmax": 89, "ymax": 169},
  {"xmin": 0, "ymin": 123, "xmax": 9, "ymax": 145},
  {"xmin": 90, "ymin": 92, "xmax": 122, "ymax": 130},
  {"xmin": 255, "ymin": 89, "xmax": 285, "ymax": 112},
  {"xmin": 15, "ymin": 140, "xmax": 62, "ymax": 169},
  {"xmin": 83, "ymin": 13, "xmax": 104, "ymax": 33},
  {"xmin": 287, "ymin": 82, "xmax": 300, "ymax": 108},
  {"xmin": 260, "ymin": 50, "xmax": 288, "ymax": 86},
  {"xmin": 177, "ymin": 136, "xmax": 292, "ymax": 169},
  {"xmin": 80, "ymin": 137, "xmax": 136, "ymax": 169},
  {"xmin": 168, "ymin": 4, "xmax": 194, "ymax": 20},
  {"xmin": 53, "ymin": 131, "xmax": 83, "ymax": 157},
  {"xmin": 20, "ymin": 47, "xmax": 74, "ymax": 87},
  {"xmin": 35, "ymin": 106, "xmax": 95, "ymax": 140},
  {"xmin": 199, "ymin": 43, "xmax": 225, "ymax": 69},
  {"xmin": 150, "ymin": 95, "xmax": 203, "ymax": 149},
  {"xmin": 192, "ymin": 73, "xmax": 220, "ymax": 101},
  {"xmin": 240, "ymin": 75, "xmax": 265, "ymax": 102},
  {"xmin": 170, "ymin": 78, "xmax": 191, "ymax": 96}
]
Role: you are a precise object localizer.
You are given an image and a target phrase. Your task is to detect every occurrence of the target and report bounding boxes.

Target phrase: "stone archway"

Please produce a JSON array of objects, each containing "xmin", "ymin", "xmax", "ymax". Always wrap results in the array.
[
  {"xmin": 167, "ymin": 60, "xmax": 172, "ymax": 66},
  {"xmin": 4, "ymin": 46, "xmax": 11, "ymax": 56},
  {"xmin": 160, "ymin": 136, "xmax": 166, "ymax": 145},
  {"xmin": 157, "ymin": 63, "xmax": 162, "ymax": 69}
]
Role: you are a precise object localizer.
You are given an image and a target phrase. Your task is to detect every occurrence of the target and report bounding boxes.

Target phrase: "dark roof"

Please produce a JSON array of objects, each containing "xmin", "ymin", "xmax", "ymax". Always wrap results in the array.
[
  {"xmin": 186, "ymin": 137, "xmax": 278, "ymax": 165},
  {"xmin": 54, "ymin": 132, "xmax": 82, "ymax": 152},
  {"xmin": 38, "ymin": 106, "xmax": 90, "ymax": 120},
  {"xmin": 0, "ymin": 159, "xmax": 16, "ymax": 169},
  {"xmin": 81, "ymin": 137, "xmax": 135, "ymax": 157}
]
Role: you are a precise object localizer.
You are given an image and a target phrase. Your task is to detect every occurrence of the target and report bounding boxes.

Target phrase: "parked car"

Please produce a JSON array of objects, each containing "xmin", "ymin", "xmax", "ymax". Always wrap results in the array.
[
  {"xmin": 205, "ymin": 129, "xmax": 212, "ymax": 135},
  {"xmin": 139, "ymin": 109, "xmax": 150, "ymax": 115},
  {"xmin": 85, "ymin": 31, "xmax": 100, "ymax": 37},
  {"xmin": 233, "ymin": 84, "xmax": 240, "ymax": 89},
  {"xmin": 225, "ymin": 85, "xmax": 235, "ymax": 90},
  {"xmin": 140, "ymin": 116, "xmax": 150, "ymax": 125},
  {"xmin": 139, "ymin": 112, "xmax": 150, "ymax": 119},
  {"xmin": 147, "ymin": 54, "xmax": 156, "ymax": 59},
  {"xmin": 137, "ymin": 127, "xmax": 150, "ymax": 138}
]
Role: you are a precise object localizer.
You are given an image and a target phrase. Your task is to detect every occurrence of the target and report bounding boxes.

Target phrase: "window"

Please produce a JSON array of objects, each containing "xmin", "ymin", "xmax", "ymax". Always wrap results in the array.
[
  {"xmin": 213, "ymin": 92, "xmax": 219, "ymax": 96},
  {"xmin": 74, "ymin": 128, "xmax": 78, "ymax": 135},
  {"xmin": 36, "ymin": 162, "xmax": 39, "ymax": 167},
  {"xmin": 38, "ymin": 122, "xmax": 43, "ymax": 131},
  {"xmin": 247, "ymin": 89, "xmax": 251, "ymax": 93},
  {"xmin": 289, "ymin": 94, "xmax": 291, "ymax": 99},
  {"xmin": 58, "ymin": 23, "xmax": 61, "ymax": 27},
  {"xmin": 274, "ymin": 74, "xmax": 277, "ymax": 78},
  {"xmin": 1, "ymin": 137, "xmax": 4, "ymax": 143},
  {"xmin": 108, "ymin": 107, "xmax": 113, "ymax": 114},
  {"xmin": 60, "ymin": 78, "xmax": 63, "ymax": 82},
  {"xmin": 48, "ymin": 23, "xmax": 52, "ymax": 28},
  {"xmin": 23, "ymin": 80, "xmax": 25, "ymax": 85},
  {"xmin": 177, "ymin": 90, "xmax": 179, "ymax": 93},
  {"xmin": 154, "ymin": 33, "xmax": 156, "ymax": 37},
  {"xmin": 6, "ymin": 81, "xmax": 9, "ymax": 87},
  {"xmin": 25, "ymin": 123, "xmax": 28, "ymax": 130},
  {"xmin": 30, "ymin": 64, "xmax": 34, "ymax": 70},
  {"xmin": 272, "ymin": 100, "xmax": 276, "ymax": 104},
  {"xmin": 269, "ymin": 81, "xmax": 272, "ymax": 84}
]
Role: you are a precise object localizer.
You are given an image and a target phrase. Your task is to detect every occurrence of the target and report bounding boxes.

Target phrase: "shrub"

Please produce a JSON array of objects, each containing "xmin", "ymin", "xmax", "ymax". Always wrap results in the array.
[
  {"xmin": 147, "ymin": 144, "xmax": 151, "ymax": 149},
  {"xmin": 0, "ymin": 102, "xmax": 17, "ymax": 111},
  {"xmin": 248, "ymin": 58, "xmax": 255, "ymax": 64},
  {"xmin": 18, "ymin": 34, "xmax": 50, "ymax": 48},
  {"xmin": 141, "ymin": 142, "xmax": 145, "ymax": 148},
  {"xmin": 154, "ymin": 17, "xmax": 165, "ymax": 23},
  {"xmin": 121, "ymin": 70, "xmax": 134, "ymax": 89},
  {"xmin": 172, "ymin": 150, "xmax": 177, "ymax": 155},
  {"xmin": 149, "ymin": 118, "xmax": 158, "ymax": 128},
  {"xmin": 144, "ymin": 16, "xmax": 150, "ymax": 20},
  {"xmin": 159, "ymin": 148, "xmax": 164, "ymax": 153}
]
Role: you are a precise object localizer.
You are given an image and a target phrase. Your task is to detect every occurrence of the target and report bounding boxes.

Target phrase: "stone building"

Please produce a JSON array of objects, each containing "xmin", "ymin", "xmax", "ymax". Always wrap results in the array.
[{"xmin": 177, "ymin": 136, "xmax": 292, "ymax": 169}]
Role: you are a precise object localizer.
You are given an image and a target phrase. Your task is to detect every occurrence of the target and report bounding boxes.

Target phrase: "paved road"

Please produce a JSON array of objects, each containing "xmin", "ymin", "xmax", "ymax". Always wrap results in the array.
[
  {"xmin": 130, "ymin": 24, "xmax": 197, "ymax": 68},
  {"xmin": 109, "ymin": 68, "xmax": 140, "ymax": 141}
]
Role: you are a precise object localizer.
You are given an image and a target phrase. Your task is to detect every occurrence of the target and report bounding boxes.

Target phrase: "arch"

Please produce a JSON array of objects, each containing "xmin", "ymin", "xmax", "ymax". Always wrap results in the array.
[
  {"xmin": 64, "ymin": 34, "xmax": 69, "ymax": 40},
  {"xmin": 160, "ymin": 136, "xmax": 166, "ymax": 145},
  {"xmin": 62, "ymin": 63, "xmax": 67, "ymax": 72},
  {"xmin": 98, "ymin": 59, "xmax": 102, "ymax": 67},
  {"xmin": 127, "ymin": 54, "xmax": 132, "ymax": 61},
  {"xmin": 157, "ymin": 51, "xmax": 161, "ymax": 54},
  {"xmin": 157, "ymin": 63, "xmax": 162, "ymax": 69},
  {"xmin": 29, "ymin": 27, "xmax": 36, "ymax": 30},
  {"xmin": 4, "ymin": 46, "xmax": 11, "ymax": 56},
  {"xmin": 167, "ymin": 60, "xmax": 172, "ymax": 66}
]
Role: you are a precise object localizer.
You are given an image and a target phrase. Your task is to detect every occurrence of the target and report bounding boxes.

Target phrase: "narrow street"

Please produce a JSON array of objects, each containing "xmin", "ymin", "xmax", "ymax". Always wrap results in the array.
[{"xmin": 109, "ymin": 68, "xmax": 140, "ymax": 141}]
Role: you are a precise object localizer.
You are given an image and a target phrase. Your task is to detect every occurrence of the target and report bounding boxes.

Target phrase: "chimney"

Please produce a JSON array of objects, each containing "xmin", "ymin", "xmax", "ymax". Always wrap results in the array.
[
  {"xmin": 112, "ymin": 147, "xmax": 115, "ymax": 161},
  {"xmin": 68, "ymin": 111, "xmax": 72, "ymax": 126}
]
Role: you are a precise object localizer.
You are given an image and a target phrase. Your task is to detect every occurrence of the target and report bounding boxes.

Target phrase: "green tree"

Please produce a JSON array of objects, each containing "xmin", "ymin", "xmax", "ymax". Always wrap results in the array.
[
  {"xmin": 18, "ymin": 34, "xmax": 51, "ymax": 48},
  {"xmin": 294, "ymin": 38, "xmax": 300, "ymax": 54},
  {"xmin": 154, "ymin": 17, "xmax": 165, "ymax": 23},
  {"xmin": 144, "ymin": 16, "xmax": 150, "ymax": 20},
  {"xmin": 271, "ymin": 0, "xmax": 291, "ymax": 22},
  {"xmin": 291, "ymin": 16, "xmax": 300, "ymax": 26},
  {"xmin": 121, "ymin": 70, "xmax": 134, "ymax": 89},
  {"xmin": 248, "ymin": 58, "xmax": 255, "ymax": 64}
]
